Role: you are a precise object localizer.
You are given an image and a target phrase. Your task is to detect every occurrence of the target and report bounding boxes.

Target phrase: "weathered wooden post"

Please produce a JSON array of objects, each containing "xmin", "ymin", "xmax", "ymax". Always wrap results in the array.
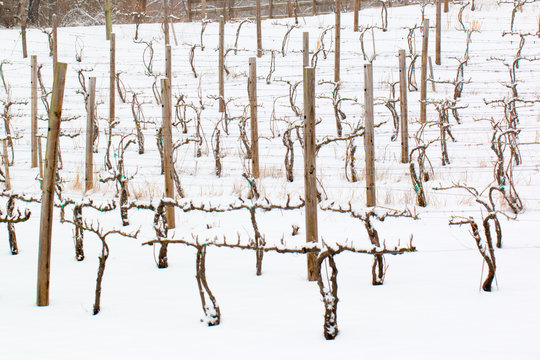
[
  {"xmin": 436, "ymin": 0, "xmax": 442, "ymax": 65},
  {"xmin": 354, "ymin": 0, "xmax": 359, "ymax": 32},
  {"xmin": 303, "ymin": 67, "xmax": 318, "ymax": 282},
  {"xmin": 429, "ymin": 56, "xmax": 436, "ymax": 92},
  {"xmin": 334, "ymin": 0, "xmax": 341, "ymax": 83},
  {"xmin": 399, "ymin": 50, "xmax": 408, "ymax": 164},
  {"xmin": 52, "ymin": 14, "xmax": 58, "ymax": 69},
  {"xmin": 110, "ymin": 33, "xmax": 115, "ymax": 131},
  {"xmin": 256, "ymin": 0, "xmax": 262, "ymax": 58},
  {"xmin": 219, "ymin": 16, "xmax": 225, "ymax": 112},
  {"xmin": 85, "ymin": 77, "xmax": 96, "ymax": 192},
  {"xmin": 165, "ymin": 44, "xmax": 172, "ymax": 82},
  {"xmin": 364, "ymin": 63, "xmax": 376, "ymax": 207},
  {"xmin": 31, "ymin": 55, "xmax": 38, "ymax": 168},
  {"xmin": 444, "ymin": 0, "xmax": 449, "ymax": 12},
  {"xmin": 420, "ymin": 19, "xmax": 429, "ymax": 123},
  {"xmin": 303, "ymin": 32, "xmax": 309, "ymax": 69},
  {"xmin": 105, "ymin": 0, "xmax": 112, "ymax": 40},
  {"xmin": 161, "ymin": 78, "xmax": 176, "ymax": 228},
  {"xmin": 248, "ymin": 57, "xmax": 259, "ymax": 178},
  {"xmin": 163, "ymin": 0, "xmax": 170, "ymax": 46},
  {"xmin": 21, "ymin": 0, "xmax": 28, "ymax": 58},
  {"xmin": 1, "ymin": 140, "xmax": 10, "ymax": 190},
  {"xmin": 37, "ymin": 62, "xmax": 68, "ymax": 307}
]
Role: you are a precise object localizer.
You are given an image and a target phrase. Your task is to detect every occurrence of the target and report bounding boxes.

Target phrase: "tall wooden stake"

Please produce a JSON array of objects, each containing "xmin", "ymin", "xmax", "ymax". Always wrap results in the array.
[
  {"xmin": 436, "ymin": 0, "xmax": 442, "ymax": 65},
  {"xmin": 161, "ymin": 78, "xmax": 176, "ymax": 228},
  {"xmin": 105, "ymin": 0, "xmax": 112, "ymax": 40},
  {"xmin": 256, "ymin": 0, "xmax": 262, "ymax": 58},
  {"xmin": 21, "ymin": 0, "xmax": 28, "ymax": 58},
  {"xmin": 85, "ymin": 77, "xmax": 96, "ymax": 192},
  {"xmin": 334, "ymin": 0, "xmax": 341, "ymax": 83},
  {"xmin": 52, "ymin": 14, "xmax": 58, "ymax": 69},
  {"xmin": 354, "ymin": 0, "xmax": 359, "ymax": 32},
  {"xmin": 165, "ymin": 44, "xmax": 172, "ymax": 82},
  {"xmin": 420, "ymin": 19, "xmax": 429, "ymax": 123},
  {"xmin": 398, "ymin": 50, "xmax": 408, "ymax": 164},
  {"xmin": 36, "ymin": 62, "xmax": 68, "ymax": 307},
  {"xmin": 219, "ymin": 16, "xmax": 225, "ymax": 112},
  {"xmin": 163, "ymin": 0, "xmax": 170, "ymax": 46},
  {"xmin": 303, "ymin": 67, "xmax": 318, "ymax": 282},
  {"xmin": 363, "ymin": 63, "xmax": 376, "ymax": 207},
  {"xmin": 429, "ymin": 56, "xmax": 436, "ymax": 92},
  {"xmin": 31, "ymin": 55, "xmax": 38, "ymax": 168},
  {"xmin": 303, "ymin": 32, "xmax": 309, "ymax": 69},
  {"xmin": 248, "ymin": 57, "xmax": 259, "ymax": 178},
  {"xmin": 444, "ymin": 0, "xmax": 449, "ymax": 12},
  {"xmin": 1, "ymin": 140, "xmax": 10, "ymax": 190},
  {"xmin": 110, "ymin": 33, "xmax": 115, "ymax": 131},
  {"xmin": 38, "ymin": 137, "xmax": 43, "ymax": 186}
]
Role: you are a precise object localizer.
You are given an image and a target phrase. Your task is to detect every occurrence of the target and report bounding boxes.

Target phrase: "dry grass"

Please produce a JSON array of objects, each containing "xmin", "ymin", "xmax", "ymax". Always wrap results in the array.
[
  {"xmin": 131, "ymin": 180, "xmax": 162, "ymax": 200},
  {"xmin": 260, "ymin": 165, "xmax": 284, "ymax": 179}
]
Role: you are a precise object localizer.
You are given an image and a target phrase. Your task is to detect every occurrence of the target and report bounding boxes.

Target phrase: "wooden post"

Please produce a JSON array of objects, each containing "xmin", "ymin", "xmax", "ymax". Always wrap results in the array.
[
  {"xmin": 269, "ymin": 0, "xmax": 274, "ymax": 18},
  {"xmin": 165, "ymin": 44, "xmax": 172, "ymax": 82},
  {"xmin": 363, "ymin": 63, "xmax": 376, "ymax": 207},
  {"xmin": 420, "ymin": 19, "xmax": 429, "ymax": 124},
  {"xmin": 398, "ymin": 50, "xmax": 408, "ymax": 164},
  {"xmin": 38, "ymin": 137, "xmax": 43, "ymax": 185},
  {"xmin": 187, "ymin": 0, "xmax": 193, "ymax": 22},
  {"xmin": 1, "ymin": 139, "xmax": 10, "ymax": 190},
  {"xmin": 303, "ymin": 67, "xmax": 318, "ymax": 282},
  {"xmin": 31, "ymin": 55, "xmax": 38, "ymax": 168},
  {"xmin": 85, "ymin": 77, "xmax": 96, "ymax": 192},
  {"xmin": 52, "ymin": 14, "xmax": 58, "ymax": 69},
  {"xmin": 21, "ymin": 0, "xmax": 28, "ymax": 58},
  {"xmin": 303, "ymin": 32, "xmax": 309, "ymax": 68},
  {"xmin": 201, "ymin": 0, "xmax": 206, "ymax": 19},
  {"xmin": 429, "ymin": 56, "xmax": 436, "ymax": 92},
  {"xmin": 110, "ymin": 33, "xmax": 116, "ymax": 130},
  {"xmin": 256, "ymin": 0, "xmax": 262, "ymax": 58},
  {"xmin": 105, "ymin": 0, "xmax": 112, "ymax": 40},
  {"xmin": 248, "ymin": 57, "xmax": 259, "ymax": 178},
  {"xmin": 160, "ymin": 78, "xmax": 176, "ymax": 228},
  {"xmin": 354, "ymin": 0, "xmax": 359, "ymax": 32},
  {"xmin": 312, "ymin": 0, "xmax": 317, "ymax": 16},
  {"xmin": 219, "ymin": 16, "xmax": 225, "ymax": 112},
  {"xmin": 444, "ymin": 0, "xmax": 449, "ymax": 13},
  {"xmin": 436, "ymin": 0, "xmax": 441, "ymax": 65},
  {"xmin": 36, "ymin": 62, "xmax": 68, "ymax": 307},
  {"xmin": 163, "ymin": 0, "xmax": 170, "ymax": 46},
  {"xmin": 334, "ymin": 0, "xmax": 340, "ymax": 83}
]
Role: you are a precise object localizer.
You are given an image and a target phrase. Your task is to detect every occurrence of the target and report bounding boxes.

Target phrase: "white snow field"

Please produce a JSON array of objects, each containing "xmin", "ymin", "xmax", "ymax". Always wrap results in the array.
[{"xmin": 1, "ymin": 0, "xmax": 540, "ymax": 359}]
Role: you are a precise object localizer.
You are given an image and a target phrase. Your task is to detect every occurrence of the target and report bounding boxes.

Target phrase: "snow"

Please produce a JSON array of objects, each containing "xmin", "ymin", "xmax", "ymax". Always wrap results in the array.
[{"xmin": 1, "ymin": 0, "xmax": 540, "ymax": 358}]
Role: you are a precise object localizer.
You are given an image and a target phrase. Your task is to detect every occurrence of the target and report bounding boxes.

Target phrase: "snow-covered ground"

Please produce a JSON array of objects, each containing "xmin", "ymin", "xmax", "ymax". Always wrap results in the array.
[{"xmin": 1, "ymin": 0, "xmax": 540, "ymax": 358}]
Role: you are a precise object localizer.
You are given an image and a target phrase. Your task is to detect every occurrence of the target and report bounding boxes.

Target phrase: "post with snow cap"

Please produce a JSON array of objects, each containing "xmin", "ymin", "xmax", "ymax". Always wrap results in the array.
[
  {"xmin": 161, "ymin": 78, "xmax": 176, "ymax": 229},
  {"xmin": 37, "ymin": 62, "xmax": 68, "ymax": 307},
  {"xmin": 31, "ymin": 55, "xmax": 38, "ymax": 168},
  {"xmin": 256, "ymin": 0, "xmax": 262, "ymax": 58},
  {"xmin": 85, "ymin": 77, "xmax": 96, "ymax": 192},
  {"xmin": 248, "ymin": 57, "xmax": 260, "ymax": 178},
  {"xmin": 436, "ymin": 0, "xmax": 442, "ymax": 65},
  {"xmin": 219, "ymin": 16, "xmax": 225, "ymax": 112},
  {"xmin": 303, "ymin": 67, "xmax": 318, "ymax": 281},
  {"xmin": 364, "ymin": 63, "xmax": 376, "ymax": 207},
  {"xmin": 420, "ymin": 19, "xmax": 429, "ymax": 123},
  {"xmin": 334, "ymin": 0, "xmax": 341, "ymax": 83},
  {"xmin": 398, "ymin": 50, "xmax": 408, "ymax": 164}
]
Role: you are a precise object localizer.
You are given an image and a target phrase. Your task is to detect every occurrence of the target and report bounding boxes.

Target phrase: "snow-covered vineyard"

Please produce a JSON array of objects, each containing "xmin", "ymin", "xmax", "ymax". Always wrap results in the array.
[{"xmin": 1, "ymin": 0, "xmax": 540, "ymax": 358}]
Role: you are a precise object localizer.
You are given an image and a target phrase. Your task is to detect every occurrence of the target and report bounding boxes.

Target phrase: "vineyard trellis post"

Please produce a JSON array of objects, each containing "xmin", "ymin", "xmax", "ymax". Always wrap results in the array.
[
  {"xmin": 334, "ymin": 0, "xmax": 341, "ymax": 83},
  {"xmin": 436, "ymin": 0, "xmax": 442, "ymax": 65},
  {"xmin": 219, "ymin": 16, "xmax": 225, "ymax": 112},
  {"xmin": 303, "ymin": 32, "xmax": 309, "ymax": 69},
  {"xmin": 256, "ymin": 0, "xmax": 262, "ymax": 58},
  {"xmin": 110, "ymin": 33, "xmax": 115, "ymax": 138},
  {"xmin": 354, "ymin": 0, "xmax": 359, "ymax": 32},
  {"xmin": 52, "ymin": 14, "xmax": 58, "ymax": 70},
  {"xmin": 105, "ymin": 0, "xmax": 112, "ymax": 40},
  {"xmin": 21, "ymin": 0, "xmax": 28, "ymax": 58},
  {"xmin": 37, "ymin": 62, "xmax": 68, "ymax": 307},
  {"xmin": 444, "ymin": 0, "xmax": 449, "ymax": 13},
  {"xmin": 364, "ymin": 63, "xmax": 376, "ymax": 207},
  {"xmin": 399, "ymin": 49, "xmax": 408, "ymax": 164},
  {"xmin": 161, "ymin": 78, "xmax": 176, "ymax": 228},
  {"xmin": 249, "ymin": 57, "xmax": 260, "ymax": 178},
  {"xmin": 38, "ymin": 137, "xmax": 43, "ymax": 187},
  {"xmin": 420, "ymin": 19, "xmax": 429, "ymax": 123},
  {"xmin": 31, "ymin": 55, "xmax": 38, "ymax": 168},
  {"xmin": 85, "ymin": 77, "xmax": 96, "ymax": 192},
  {"xmin": 303, "ymin": 67, "xmax": 318, "ymax": 281},
  {"xmin": 166, "ymin": 44, "xmax": 172, "ymax": 82},
  {"xmin": 163, "ymin": 0, "xmax": 170, "ymax": 46},
  {"xmin": 1, "ymin": 140, "xmax": 10, "ymax": 190}
]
